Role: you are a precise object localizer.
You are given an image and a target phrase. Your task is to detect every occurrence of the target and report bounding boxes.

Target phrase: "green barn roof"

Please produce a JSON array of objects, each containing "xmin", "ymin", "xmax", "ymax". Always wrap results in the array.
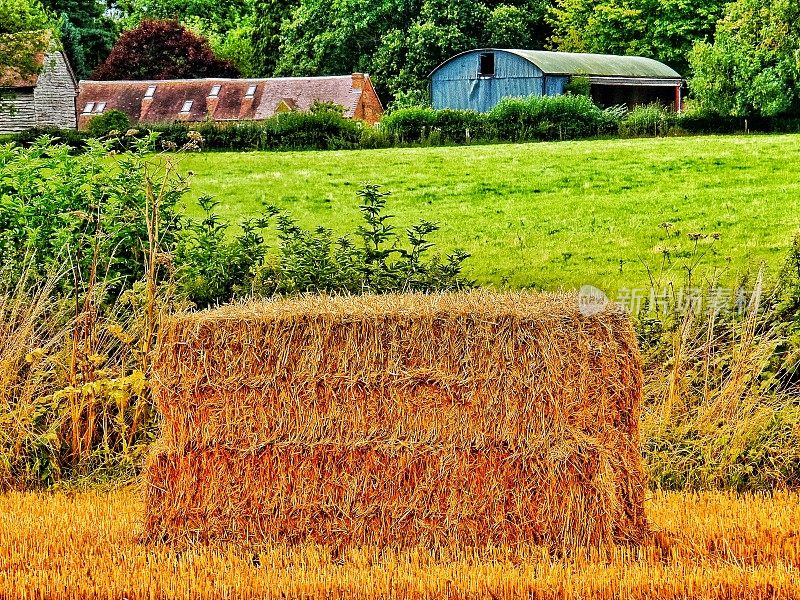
[
  {"xmin": 429, "ymin": 49, "xmax": 682, "ymax": 80},
  {"xmin": 506, "ymin": 50, "xmax": 681, "ymax": 78}
]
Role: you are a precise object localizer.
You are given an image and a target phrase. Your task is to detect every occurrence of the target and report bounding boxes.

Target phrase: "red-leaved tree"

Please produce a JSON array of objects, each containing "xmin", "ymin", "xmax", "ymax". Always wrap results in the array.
[{"xmin": 91, "ymin": 20, "xmax": 238, "ymax": 80}]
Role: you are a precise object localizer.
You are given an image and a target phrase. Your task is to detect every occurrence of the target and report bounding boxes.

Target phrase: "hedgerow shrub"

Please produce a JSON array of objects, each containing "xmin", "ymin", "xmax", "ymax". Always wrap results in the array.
[
  {"xmin": 431, "ymin": 109, "xmax": 490, "ymax": 143},
  {"xmin": 383, "ymin": 96, "xmax": 620, "ymax": 144},
  {"xmin": 487, "ymin": 94, "xmax": 619, "ymax": 141},
  {"xmin": 145, "ymin": 108, "xmax": 364, "ymax": 151},
  {"xmin": 260, "ymin": 109, "xmax": 363, "ymax": 150},
  {"xmin": 85, "ymin": 110, "xmax": 131, "ymax": 138},
  {"xmin": 380, "ymin": 107, "xmax": 438, "ymax": 142},
  {"xmin": 0, "ymin": 127, "xmax": 88, "ymax": 150},
  {"xmin": 619, "ymin": 104, "xmax": 680, "ymax": 137}
]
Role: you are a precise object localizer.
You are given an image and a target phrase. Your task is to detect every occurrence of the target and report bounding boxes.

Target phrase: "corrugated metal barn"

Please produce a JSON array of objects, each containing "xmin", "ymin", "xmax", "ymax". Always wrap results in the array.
[{"xmin": 430, "ymin": 49, "xmax": 683, "ymax": 112}]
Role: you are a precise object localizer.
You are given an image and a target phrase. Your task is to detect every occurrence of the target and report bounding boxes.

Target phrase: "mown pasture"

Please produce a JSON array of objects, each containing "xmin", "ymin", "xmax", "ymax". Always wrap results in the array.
[{"xmin": 180, "ymin": 134, "xmax": 800, "ymax": 293}]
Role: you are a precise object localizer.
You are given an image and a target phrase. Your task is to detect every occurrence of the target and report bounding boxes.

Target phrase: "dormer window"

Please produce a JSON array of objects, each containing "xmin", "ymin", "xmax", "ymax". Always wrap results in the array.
[
  {"xmin": 82, "ymin": 102, "xmax": 95, "ymax": 114},
  {"xmin": 180, "ymin": 100, "xmax": 193, "ymax": 113},
  {"xmin": 144, "ymin": 85, "xmax": 156, "ymax": 98},
  {"xmin": 95, "ymin": 102, "xmax": 106, "ymax": 113},
  {"xmin": 245, "ymin": 84, "xmax": 257, "ymax": 98},
  {"xmin": 209, "ymin": 84, "xmax": 221, "ymax": 98},
  {"xmin": 478, "ymin": 52, "xmax": 495, "ymax": 77}
]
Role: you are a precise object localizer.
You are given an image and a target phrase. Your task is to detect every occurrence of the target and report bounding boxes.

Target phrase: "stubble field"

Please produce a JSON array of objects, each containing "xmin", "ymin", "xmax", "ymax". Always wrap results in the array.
[{"xmin": 1, "ymin": 487, "xmax": 799, "ymax": 599}]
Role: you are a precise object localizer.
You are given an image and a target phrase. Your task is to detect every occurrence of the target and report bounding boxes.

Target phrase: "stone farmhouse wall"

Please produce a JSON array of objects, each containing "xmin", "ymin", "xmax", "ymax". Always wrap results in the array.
[{"xmin": 33, "ymin": 51, "xmax": 77, "ymax": 129}]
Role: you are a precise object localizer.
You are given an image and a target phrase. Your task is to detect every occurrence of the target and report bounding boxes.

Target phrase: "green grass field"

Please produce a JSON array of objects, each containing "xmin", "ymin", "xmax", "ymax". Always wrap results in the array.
[{"xmin": 179, "ymin": 134, "xmax": 800, "ymax": 294}]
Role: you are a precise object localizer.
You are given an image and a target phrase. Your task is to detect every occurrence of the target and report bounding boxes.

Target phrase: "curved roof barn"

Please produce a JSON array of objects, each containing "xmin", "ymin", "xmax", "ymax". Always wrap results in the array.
[{"xmin": 430, "ymin": 48, "xmax": 683, "ymax": 112}]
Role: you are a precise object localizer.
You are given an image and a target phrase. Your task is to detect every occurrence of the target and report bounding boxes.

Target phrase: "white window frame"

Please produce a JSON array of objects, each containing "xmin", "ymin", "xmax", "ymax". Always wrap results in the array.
[
  {"xmin": 245, "ymin": 84, "xmax": 257, "ymax": 98},
  {"xmin": 180, "ymin": 100, "xmax": 194, "ymax": 113},
  {"xmin": 82, "ymin": 102, "xmax": 95, "ymax": 114},
  {"xmin": 95, "ymin": 102, "xmax": 107, "ymax": 113},
  {"xmin": 209, "ymin": 84, "xmax": 221, "ymax": 97},
  {"xmin": 144, "ymin": 85, "xmax": 156, "ymax": 98}
]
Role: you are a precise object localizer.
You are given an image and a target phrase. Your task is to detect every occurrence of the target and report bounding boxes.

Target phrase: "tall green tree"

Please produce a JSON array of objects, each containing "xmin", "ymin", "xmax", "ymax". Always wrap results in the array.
[
  {"xmin": 250, "ymin": 0, "xmax": 298, "ymax": 76},
  {"xmin": 548, "ymin": 0, "xmax": 727, "ymax": 73},
  {"xmin": 42, "ymin": 0, "xmax": 118, "ymax": 79},
  {"xmin": 0, "ymin": 0, "xmax": 51, "ymax": 34},
  {"xmin": 689, "ymin": 0, "xmax": 800, "ymax": 116},
  {"xmin": 268, "ymin": 0, "xmax": 552, "ymax": 102},
  {"xmin": 486, "ymin": 1, "xmax": 551, "ymax": 49},
  {"xmin": 117, "ymin": 0, "xmax": 250, "ymax": 32}
]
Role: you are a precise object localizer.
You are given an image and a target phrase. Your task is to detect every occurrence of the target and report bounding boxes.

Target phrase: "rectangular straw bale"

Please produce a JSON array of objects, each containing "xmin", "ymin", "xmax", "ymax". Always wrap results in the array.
[
  {"xmin": 154, "ymin": 292, "xmax": 642, "ymax": 452},
  {"xmin": 145, "ymin": 291, "xmax": 649, "ymax": 549},
  {"xmin": 144, "ymin": 441, "xmax": 642, "ymax": 548}
]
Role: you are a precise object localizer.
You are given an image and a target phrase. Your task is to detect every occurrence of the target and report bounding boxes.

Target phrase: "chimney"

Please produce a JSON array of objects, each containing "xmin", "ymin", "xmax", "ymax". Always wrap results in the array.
[{"xmin": 351, "ymin": 73, "xmax": 366, "ymax": 90}]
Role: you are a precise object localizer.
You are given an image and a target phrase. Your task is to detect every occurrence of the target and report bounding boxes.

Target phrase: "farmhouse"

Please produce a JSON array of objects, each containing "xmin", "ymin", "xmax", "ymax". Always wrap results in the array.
[
  {"xmin": 0, "ymin": 32, "xmax": 78, "ymax": 133},
  {"xmin": 77, "ymin": 73, "xmax": 383, "ymax": 129},
  {"xmin": 430, "ymin": 49, "xmax": 683, "ymax": 112}
]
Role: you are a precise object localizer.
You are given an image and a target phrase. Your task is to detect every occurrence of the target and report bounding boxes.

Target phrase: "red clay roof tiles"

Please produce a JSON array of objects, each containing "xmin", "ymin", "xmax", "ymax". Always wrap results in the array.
[{"xmin": 77, "ymin": 74, "xmax": 382, "ymax": 128}]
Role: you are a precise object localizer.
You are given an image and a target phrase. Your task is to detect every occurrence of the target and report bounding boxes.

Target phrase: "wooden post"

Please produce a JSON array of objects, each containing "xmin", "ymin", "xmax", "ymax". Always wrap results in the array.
[{"xmin": 675, "ymin": 85, "xmax": 682, "ymax": 113}]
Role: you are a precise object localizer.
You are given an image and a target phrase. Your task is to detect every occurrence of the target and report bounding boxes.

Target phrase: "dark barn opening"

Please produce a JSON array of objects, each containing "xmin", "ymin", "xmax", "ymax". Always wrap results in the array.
[
  {"xmin": 478, "ymin": 52, "xmax": 495, "ymax": 77},
  {"xmin": 590, "ymin": 84, "xmax": 678, "ymax": 110}
]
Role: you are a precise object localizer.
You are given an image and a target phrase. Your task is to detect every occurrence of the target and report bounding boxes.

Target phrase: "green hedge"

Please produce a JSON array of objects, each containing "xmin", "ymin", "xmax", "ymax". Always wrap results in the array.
[
  {"xmin": 4, "ymin": 100, "xmax": 800, "ymax": 153},
  {"xmin": 147, "ymin": 110, "xmax": 365, "ymax": 151},
  {"xmin": 381, "ymin": 95, "xmax": 619, "ymax": 143}
]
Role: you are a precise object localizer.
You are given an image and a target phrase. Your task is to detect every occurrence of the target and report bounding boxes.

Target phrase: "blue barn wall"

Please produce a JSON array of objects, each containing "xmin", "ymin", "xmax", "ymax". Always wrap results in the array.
[{"xmin": 431, "ymin": 50, "xmax": 568, "ymax": 112}]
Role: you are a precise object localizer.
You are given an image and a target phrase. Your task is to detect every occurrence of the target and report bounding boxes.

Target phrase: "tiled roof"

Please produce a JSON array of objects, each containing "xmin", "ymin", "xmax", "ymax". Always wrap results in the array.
[{"xmin": 78, "ymin": 75, "xmax": 372, "ymax": 125}]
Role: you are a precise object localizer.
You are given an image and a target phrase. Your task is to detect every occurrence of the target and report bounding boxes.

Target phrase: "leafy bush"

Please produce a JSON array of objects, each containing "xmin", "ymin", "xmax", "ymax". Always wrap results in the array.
[
  {"xmin": 564, "ymin": 75, "xmax": 591, "ymax": 97},
  {"xmin": 0, "ymin": 135, "xmax": 184, "ymax": 295},
  {"xmin": 380, "ymin": 107, "xmax": 438, "ymax": 142},
  {"xmin": 620, "ymin": 104, "xmax": 680, "ymax": 137},
  {"xmin": 487, "ymin": 94, "xmax": 619, "ymax": 141},
  {"xmin": 85, "ymin": 109, "xmax": 131, "ymax": 137},
  {"xmin": 177, "ymin": 183, "xmax": 472, "ymax": 306}
]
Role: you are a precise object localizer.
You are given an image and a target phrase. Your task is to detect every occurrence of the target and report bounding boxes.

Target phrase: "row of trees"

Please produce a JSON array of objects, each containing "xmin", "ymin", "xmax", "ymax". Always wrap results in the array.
[{"xmin": 2, "ymin": 0, "xmax": 799, "ymax": 116}]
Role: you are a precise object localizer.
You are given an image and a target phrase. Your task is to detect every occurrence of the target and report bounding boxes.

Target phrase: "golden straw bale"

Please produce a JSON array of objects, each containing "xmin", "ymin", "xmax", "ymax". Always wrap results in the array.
[
  {"xmin": 145, "ymin": 291, "xmax": 648, "ymax": 549},
  {"xmin": 144, "ymin": 443, "xmax": 645, "ymax": 548},
  {"xmin": 154, "ymin": 291, "xmax": 641, "ymax": 451}
]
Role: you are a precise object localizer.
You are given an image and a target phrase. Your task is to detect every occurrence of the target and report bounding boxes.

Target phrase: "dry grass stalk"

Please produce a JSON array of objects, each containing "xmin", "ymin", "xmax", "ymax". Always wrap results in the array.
[{"xmin": 146, "ymin": 291, "xmax": 648, "ymax": 548}]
